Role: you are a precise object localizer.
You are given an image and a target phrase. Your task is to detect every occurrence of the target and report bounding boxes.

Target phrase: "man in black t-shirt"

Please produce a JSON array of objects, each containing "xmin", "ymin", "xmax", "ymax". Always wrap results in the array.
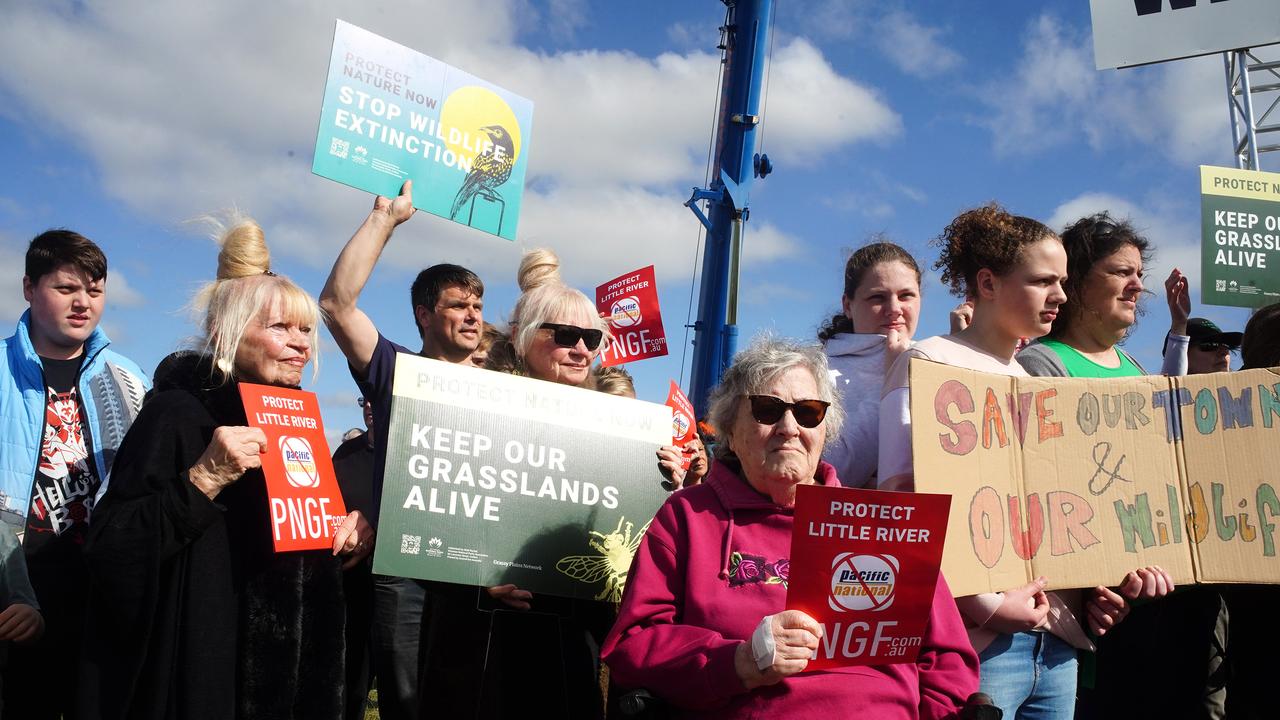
[
  {"xmin": 320, "ymin": 181, "xmax": 526, "ymax": 720},
  {"xmin": 0, "ymin": 230, "xmax": 147, "ymax": 718}
]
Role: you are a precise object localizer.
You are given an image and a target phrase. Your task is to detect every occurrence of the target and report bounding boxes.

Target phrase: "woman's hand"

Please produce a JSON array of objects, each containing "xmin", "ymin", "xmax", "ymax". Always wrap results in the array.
[
  {"xmin": 1118, "ymin": 565, "xmax": 1175, "ymax": 600},
  {"xmin": 657, "ymin": 445, "xmax": 692, "ymax": 490},
  {"xmin": 984, "ymin": 577, "xmax": 1051, "ymax": 634},
  {"xmin": 949, "ymin": 300, "xmax": 974, "ymax": 335},
  {"xmin": 187, "ymin": 426, "xmax": 268, "ymax": 500},
  {"xmin": 1165, "ymin": 268, "xmax": 1190, "ymax": 337},
  {"xmin": 332, "ymin": 510, "xmax": 374, "ymax": 570},
  {"xmin": 734, "ymin": 610, "xmax": 823, "ymax": 690},
  {"xmin": 884, "ymin": 325, "xmax": 912, "ymax": 372},
  {"xmin": 486, "ymin": 584, "xmax": 533, "ymax": 611},
  {"xmin": 0, "ymin": 603, "xmax": 43, "ymax": 644},
  {"xmin": 1086, "ymin": 585, "xmax": 1129, "ymax": 637}
]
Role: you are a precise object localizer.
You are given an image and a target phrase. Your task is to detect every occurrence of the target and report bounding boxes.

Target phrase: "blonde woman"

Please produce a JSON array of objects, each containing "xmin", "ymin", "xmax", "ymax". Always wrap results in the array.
[{"xmin": 80, "ymin": 216, "xmax": 368, "ymax": 720}]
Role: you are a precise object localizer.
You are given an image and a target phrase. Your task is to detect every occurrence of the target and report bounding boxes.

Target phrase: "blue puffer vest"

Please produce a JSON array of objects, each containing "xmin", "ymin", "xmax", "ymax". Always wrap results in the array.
[{"xmin": 0, "ymin": 311, "xmax": 148, "ymax": 533}]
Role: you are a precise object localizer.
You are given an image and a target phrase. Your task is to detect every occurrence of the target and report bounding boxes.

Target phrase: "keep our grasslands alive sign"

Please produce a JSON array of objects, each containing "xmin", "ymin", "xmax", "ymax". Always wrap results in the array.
[
  {"xmin": 312, "ymin": 20, "xmax": 534, "ymax": 241},
  {"xmin": 240, "ymin": 383, "xmax": 348, "ymax": 552},
  {"xmin": 910, "ymin": 359, "xmax": 1280, "ymax": 597},
  {"xmin": 787, "ymin": 485, "xmax": 950, "ymax": 669},
  {"xmin": 372, "ymin": 355, "xmax": 671, "ymax": 601},
  {"xmin": 1200, "ymin": 165, "xmax": 1280, "ymax": 308}
]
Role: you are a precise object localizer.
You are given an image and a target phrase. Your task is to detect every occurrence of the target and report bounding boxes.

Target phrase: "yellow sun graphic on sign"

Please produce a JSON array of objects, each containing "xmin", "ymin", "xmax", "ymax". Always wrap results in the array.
[{"xmin": 439, "ymin": 86, "xmax": 522, "ymax": 163}]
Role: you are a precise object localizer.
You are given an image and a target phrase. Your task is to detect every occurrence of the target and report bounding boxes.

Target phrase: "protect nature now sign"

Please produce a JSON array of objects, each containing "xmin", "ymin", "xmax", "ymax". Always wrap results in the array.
[
  {"xmin": 910, "ymin": 358, "xmax": 1280, "ymax": 597},
  {"xmin": 312, "ymin": 20, "xmax": 534, "ymax": 240},
  {"xmin": 372, "ymin": 355, "xmax": 671, "ymax": 601},
  {"xmin": 1201, "ymin": 165, "xmax": 1280, "ymax": 308}
]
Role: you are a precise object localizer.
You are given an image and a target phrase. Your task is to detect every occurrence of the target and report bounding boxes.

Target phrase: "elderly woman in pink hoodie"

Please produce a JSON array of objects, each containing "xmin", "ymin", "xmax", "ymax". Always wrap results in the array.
[{"xmin": 602, "ymin": 338, "xmax": 979, "ymax": 719}]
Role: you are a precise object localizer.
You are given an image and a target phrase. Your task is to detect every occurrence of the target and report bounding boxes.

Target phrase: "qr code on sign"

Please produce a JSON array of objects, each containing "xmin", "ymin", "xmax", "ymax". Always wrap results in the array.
[
  {"xmin": 329, "ymin": 138, "xmax": 350, "ymax": 159},
  {"xmin": 1216, "ymin": 279, "xmax": 1227, "ymax": 291},
  {"xmin": 401, "ymin": 534, "xmax": 422, "ymax": 555}
]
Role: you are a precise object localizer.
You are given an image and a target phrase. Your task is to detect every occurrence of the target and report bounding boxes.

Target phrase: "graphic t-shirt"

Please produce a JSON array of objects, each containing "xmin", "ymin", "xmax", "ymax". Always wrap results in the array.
[{"xmin": 25, "ymin": 355, "xmax": 99, "ymax": 558}]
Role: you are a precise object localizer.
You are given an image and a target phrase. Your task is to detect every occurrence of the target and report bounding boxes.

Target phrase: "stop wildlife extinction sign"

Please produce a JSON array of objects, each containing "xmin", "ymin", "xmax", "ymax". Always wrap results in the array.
[{"xmin": 240, "ymin": 383, "xmax": 348, "ymax": 552}]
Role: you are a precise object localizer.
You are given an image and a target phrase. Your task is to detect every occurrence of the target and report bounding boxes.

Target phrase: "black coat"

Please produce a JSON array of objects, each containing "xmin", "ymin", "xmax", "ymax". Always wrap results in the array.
[{"xmin": 78, "ymin": 353, "xmax": 344, "ymax": 720}]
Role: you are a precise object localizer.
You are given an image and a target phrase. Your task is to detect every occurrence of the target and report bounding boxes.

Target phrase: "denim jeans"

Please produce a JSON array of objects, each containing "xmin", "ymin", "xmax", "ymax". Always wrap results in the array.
[
  {"xmin": 371, "ymin": 574, "xmax": 427, "ymax": 720},
  {"xmin": 978, "ymin": 630, "xmax": 1077, "ymax": 720}
]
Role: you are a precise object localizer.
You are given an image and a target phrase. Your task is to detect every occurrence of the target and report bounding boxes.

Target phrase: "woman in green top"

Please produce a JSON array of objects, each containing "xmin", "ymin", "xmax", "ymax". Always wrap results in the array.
[{"xmin": 1017, "ymin": 213, "xmax": 1215, "ymax": 720}]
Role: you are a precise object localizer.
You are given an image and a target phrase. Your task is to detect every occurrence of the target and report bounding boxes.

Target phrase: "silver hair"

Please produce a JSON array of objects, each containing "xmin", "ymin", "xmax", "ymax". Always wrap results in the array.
[{"xmin": 706, "ymin": 337, "xmax": 844, "ymax": 459}]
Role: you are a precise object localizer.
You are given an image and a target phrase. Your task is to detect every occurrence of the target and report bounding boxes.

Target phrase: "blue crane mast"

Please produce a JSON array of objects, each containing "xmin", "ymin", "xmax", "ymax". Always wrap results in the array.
[{"xmin": 685, "ymin": 0, "xmax": 774, "ymax": 415}]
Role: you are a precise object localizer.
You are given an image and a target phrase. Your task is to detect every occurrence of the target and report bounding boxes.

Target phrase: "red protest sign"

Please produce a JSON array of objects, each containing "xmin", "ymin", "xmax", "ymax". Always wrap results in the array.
[
  {"xmin": 786, "ymin": 485, "xmax": 950, "ymax": 670},
  {"xmin": 596, "ymin": 265, "xmax": 668, "ymax": 366},
  {"xmin": 239, "ymin": 383, "xmax": 348, "ymax": 552},
  {"xmin": 665, "ymin": 381, "xmax": 696, "ymax": 471}
]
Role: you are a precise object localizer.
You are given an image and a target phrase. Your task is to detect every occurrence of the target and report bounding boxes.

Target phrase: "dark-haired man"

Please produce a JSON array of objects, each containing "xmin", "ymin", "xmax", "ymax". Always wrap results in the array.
[
  {"xmin": 321, "ymin": 182, "xmax": 511, "ymax": 720},
  {"xmin": 1, "ymin": 229, "xmax": 147, "ymax": 718}
]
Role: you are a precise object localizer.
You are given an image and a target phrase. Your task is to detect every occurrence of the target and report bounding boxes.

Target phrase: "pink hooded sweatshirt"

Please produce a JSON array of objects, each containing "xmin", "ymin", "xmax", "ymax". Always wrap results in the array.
[{"xmin": 602, "ymin": 460, "xmax": 979, "ymax": 718}]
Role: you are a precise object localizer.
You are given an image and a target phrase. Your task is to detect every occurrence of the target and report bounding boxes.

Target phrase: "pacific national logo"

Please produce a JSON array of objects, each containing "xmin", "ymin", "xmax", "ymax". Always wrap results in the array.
[
  {"xmin": 829, "ymin": 553, "xmax": 898, "ymax": 612},
  {"xmin": 672, "ymin": 410, "xmax": 692, "ymax": 440},
  {"xmin": 608, "ymin": 296, "xmax": 643, "ymax": 328},
  {"xmin": 278, "ymin": 436, "xmax": 320, "ymax": 488}
]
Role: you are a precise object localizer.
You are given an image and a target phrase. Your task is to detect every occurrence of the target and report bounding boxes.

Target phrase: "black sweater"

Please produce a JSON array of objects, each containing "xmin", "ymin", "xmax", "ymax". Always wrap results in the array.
[{"xmin": 78, "ymin": 354, "xmax": 344, "ymax": 720}]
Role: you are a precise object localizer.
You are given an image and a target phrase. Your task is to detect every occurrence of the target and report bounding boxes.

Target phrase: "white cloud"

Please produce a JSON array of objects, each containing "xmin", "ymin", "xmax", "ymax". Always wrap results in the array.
[
  {"xmin": 982, "ymin": 13, "xmax": 1235, "ymax": 165},
  {"xmin": 546, "ymin": 0, "xmax": 590, "ymax": 42},
  {"xmin": 0, "ymin": 232, "xmax": 27, "ymax": 326},
  {"xmin": 0, "ymin": 0, "xmax": 893, "ymax": 285},
  {"xmin": 874, "ymin": 10, "xmax": 963, "ymax": 78},
  {"xmin": 107, "ymin": 270, "xmax": 145, "ymax": 308}
]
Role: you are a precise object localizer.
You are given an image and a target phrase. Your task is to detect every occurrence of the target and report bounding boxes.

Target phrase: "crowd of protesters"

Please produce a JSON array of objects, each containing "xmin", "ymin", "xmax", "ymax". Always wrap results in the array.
[{"xmin": 0, "ymin": 180, "xmax": 1275, "ymax": 720}]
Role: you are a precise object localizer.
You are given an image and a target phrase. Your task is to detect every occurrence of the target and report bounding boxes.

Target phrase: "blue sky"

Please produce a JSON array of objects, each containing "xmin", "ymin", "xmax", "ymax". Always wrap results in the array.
[{"xmin": 0, "ymin": 0, "xmax": 1268, "ymax": 442}]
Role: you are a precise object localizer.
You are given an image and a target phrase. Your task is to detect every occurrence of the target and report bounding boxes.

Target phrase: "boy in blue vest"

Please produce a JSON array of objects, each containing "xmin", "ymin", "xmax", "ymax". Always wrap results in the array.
[{"xmin": 0, "ymin": 230, "xmax": 147, "ymax": 718}]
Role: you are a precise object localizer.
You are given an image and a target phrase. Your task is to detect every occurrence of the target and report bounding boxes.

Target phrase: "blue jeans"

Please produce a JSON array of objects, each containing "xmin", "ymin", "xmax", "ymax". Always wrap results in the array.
[
  {"xmin": 372, "ymin": 575, "xmax": 427, "ymax": 720},
  {"xmin": 978, "ymin": 631, "xmax": 1077, "ymax": 720}
]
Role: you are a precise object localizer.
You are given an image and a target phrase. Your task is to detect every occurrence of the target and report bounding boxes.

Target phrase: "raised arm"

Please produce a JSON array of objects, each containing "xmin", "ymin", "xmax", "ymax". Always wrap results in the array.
[{"xmin": 319, "ymin": 180, "xmax": 416, "ymax": 376}]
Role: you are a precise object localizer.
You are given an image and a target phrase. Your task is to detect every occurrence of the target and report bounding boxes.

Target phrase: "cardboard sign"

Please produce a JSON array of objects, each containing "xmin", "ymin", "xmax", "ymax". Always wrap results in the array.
[
  {"xmin": 372, "ymin": 355, "xmax": 671, "ymax": 600},
  {"xmin": 596, "ymin": 266, "xmax": 668, "ymax": 366},
  {"xmin": 909, "ymin": 358, "xmax": 1280, "ymax": 597},
  {"xmin": 665, "ymin": 381, "xmax": 695, "ymax": 471},
  {"xmin": 786, "ymin": 485, "xmax": 950, "ymax": 669},
  {"xmin": 239, "ymin": 383, "xmax": 348, "ymax": 552},
  {"xmin": 1200, "ymin": 165, "xmax": 1280, "ymax": 308},
  {"xmin": 312, "ymin": 20, "xmax": 534, "ymax": 241}
]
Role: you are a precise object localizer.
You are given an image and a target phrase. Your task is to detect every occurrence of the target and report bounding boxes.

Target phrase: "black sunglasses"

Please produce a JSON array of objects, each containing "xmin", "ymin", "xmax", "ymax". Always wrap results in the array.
[
  {"xmin": 539, "ymin": 322, "xmax": 603, "ymax": 351},
  {"xmin": 1196, "ymin": 342, "xmax": 1236, "ymax": 353},
  {"xmin": 747, "ymin": 395, "xmax": 830, "ymax": 429}
]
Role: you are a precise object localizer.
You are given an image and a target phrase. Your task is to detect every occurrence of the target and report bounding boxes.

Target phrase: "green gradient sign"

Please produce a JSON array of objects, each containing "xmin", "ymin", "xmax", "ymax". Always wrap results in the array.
[
  {"xmin": 312, "ymin": 20, "xmax": 533, "ymax": 240},
  {"xmin": 372, "ymin": 355, "xmax": 671, "ymax": 601},
  {"xmin": 1200, "ymin": 165, "xmax": 1280, "ymax": 308}
]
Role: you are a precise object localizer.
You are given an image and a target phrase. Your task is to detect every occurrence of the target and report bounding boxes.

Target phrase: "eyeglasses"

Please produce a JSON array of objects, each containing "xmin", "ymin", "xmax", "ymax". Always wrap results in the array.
[
  {"xmin": 1196, "ymin": 342, "xmax": 1236, "ymax": 353},
  {"xmin": 747, "ymin": 395, "xmax": 830, "ymax": 429},
  {"xmin": 539, "ymin": 323, "xmax": 603, "ymax": 351}
]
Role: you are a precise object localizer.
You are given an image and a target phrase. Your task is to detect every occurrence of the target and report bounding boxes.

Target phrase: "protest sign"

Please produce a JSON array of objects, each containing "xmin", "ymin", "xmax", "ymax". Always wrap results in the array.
[
  {"xmin": 1200, "ymin": 165, "xmax": 1280, "ymax": 308},
  {"xmin": 596, "ymin": 266, "xmax": 668, "ymax": 366},
  {"xmin": 665, "ymin": 381, "xmax": 695, "ymax": 471},
  {"xmin": 312, "ymin": 20, "xmax": 534, "ymax": 241},
  {"xmin": 787, "ymin": 485, "xmax": 949, "ymax": 669},
  {"xmin": 909, "ymin": 358, "xmax": 1280, "ymax": 597},
  {"xmin": 240, "ymin": 383, "xmax": 347, "ymax": 552},
  {"xmin": 372, "ymin": 354, "xmax": 671, "ymax": 600}
]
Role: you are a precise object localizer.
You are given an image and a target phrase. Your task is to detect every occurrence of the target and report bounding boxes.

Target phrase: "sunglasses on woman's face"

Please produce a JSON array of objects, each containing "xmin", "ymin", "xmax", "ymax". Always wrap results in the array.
[
  {"xmin": 539, "ymin": 322, "xmax": 604, "ymax": 351},
  {"xmin": 1196, "ymin": 342, "xmax": 1234, "ymax": 353},
  {"xmin": 746, "ymin": 395, "xmax": 830, "ymax": 429}
]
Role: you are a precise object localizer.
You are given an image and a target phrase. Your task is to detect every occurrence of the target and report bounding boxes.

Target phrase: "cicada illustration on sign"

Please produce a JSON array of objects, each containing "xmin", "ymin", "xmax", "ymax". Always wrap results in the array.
[{"xmin": 556, "ymin": 516, "xmax": 650, "ymax": 602}]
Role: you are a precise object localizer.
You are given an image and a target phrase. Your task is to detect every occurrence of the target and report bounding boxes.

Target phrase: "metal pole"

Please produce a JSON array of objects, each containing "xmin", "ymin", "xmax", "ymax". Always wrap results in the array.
[
  {"xmin": 1240, "ymin": 50, "xmax": 1261, "ymax": 170},
  {"xmin": 687, "ymin": 0, "xmax": 772, "ymax": 416},
  {"xmin": 1225, "ymin": 52, "xmax": 1245, "ymax": 169}
]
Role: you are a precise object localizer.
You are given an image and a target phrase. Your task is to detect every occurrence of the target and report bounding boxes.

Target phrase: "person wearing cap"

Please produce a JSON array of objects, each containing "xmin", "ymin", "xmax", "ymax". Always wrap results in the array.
[{"xmin": 1165, "ymin": 317, "xmax": 1242, "ymax": 375}]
